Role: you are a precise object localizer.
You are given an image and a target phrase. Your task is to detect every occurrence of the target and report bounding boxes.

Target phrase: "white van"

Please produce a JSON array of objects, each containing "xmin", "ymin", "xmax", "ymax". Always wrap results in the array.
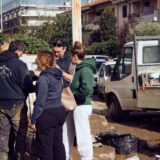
[{"xmin": 105, "ymin": 35, "xmax": 160, "ymax": 120}]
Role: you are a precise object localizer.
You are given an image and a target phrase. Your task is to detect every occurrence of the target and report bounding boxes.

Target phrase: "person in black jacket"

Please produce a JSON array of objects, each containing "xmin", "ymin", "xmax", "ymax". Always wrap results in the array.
[
  {"xmin": 31, "ymin": 50, "xmax": 67, "ymax": 160},
  {"xmin": 52, "ymin": 39, "xmax": 75, "ymax": 83},
  {"xmin": 0, "ymin": 40, "xmax": 35, "ymax": 160}
]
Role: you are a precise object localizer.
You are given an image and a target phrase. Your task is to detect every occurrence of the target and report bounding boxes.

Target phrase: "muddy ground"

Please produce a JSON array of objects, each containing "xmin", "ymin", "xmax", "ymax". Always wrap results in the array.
[
  {"xmin": 25, "ymin": 94, "xmax": 160, "ymax": 160},
  {"xmin": 71, "ymin": 94, "xmax": 160, "ymax": 160}
]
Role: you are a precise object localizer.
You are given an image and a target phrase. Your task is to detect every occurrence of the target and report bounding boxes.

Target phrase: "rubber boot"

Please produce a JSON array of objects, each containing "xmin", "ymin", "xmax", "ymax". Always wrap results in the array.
[{"xmin": 0, "ymin": 152, "xmax": 8, "ymax": 160}]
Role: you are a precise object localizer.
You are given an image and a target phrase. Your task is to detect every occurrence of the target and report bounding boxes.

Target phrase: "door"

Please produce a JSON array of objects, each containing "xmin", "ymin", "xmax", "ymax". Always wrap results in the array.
[
  {"xmin": 98, "ymin": 64, "xmax": 105, "ymax": 94},
  {"xmin": 110, "ymin": 47, "xmax": 135, "ymax": 110},
  {"xmin": 137, "ymin": 44, "xmax": 160, "ymax": 109}
]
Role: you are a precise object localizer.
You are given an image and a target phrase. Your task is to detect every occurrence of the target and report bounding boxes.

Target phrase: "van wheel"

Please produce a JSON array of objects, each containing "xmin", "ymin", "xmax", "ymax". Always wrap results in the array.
[{"xmin": 109, "ymin": 95, "xmax": 123, "ymax": 121}]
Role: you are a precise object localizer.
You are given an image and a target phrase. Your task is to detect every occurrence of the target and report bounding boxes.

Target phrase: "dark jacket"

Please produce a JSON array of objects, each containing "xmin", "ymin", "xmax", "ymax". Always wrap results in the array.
[
  {"xmin": 31, "ymin": 68, "xmax": 68, "ymax": 124},
  {"xmin": 70, "ymin": 58, "xmax": 96, "ymax": 105},
  {"xmin": 56, "ymin": 52, "xmax": 70, "ymax": 73},
  {"xmin": 0, "ymin": 50, "xmax": 35, "ymax": 102}
]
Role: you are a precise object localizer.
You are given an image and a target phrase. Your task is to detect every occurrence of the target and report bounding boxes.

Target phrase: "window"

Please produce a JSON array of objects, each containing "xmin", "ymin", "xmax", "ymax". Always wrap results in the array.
[
  {"xmin": 111, "ymin": 47, "xmax": 133, "ymax": 81},
  {"xmin": 112, "ymin": 8, "xmax": 115, "ymax": 15},
  {"xmin": 143, "ymin": 46, "xmax": 160, "ymax": 64},
  {"xmin": 105, "ymin": 64, "xmax": 115, "ymax": 76},
  {"xmin": 122, "ymin": 5, "xmax": 127, "ymax": 18},
  {"xmin": 99, "ymin": 66, "xmax": 105, "ymax": 77}
]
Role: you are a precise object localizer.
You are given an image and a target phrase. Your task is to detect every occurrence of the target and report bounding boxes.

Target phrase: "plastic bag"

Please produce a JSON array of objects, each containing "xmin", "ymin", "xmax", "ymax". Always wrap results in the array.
[{"xmin": 98, "ymin": 129, "xmax": 139, "ymax": 154}]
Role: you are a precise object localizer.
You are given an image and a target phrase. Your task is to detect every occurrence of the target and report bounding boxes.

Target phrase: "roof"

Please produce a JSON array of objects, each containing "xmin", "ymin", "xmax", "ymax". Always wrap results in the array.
[
  {"xmin": 63, "ymin": 0, "xmax": 111, "ymax": 14},
  {"xmin": 82, "ymin": 0, "xmax": 111, "ymax": 8},
  {"xmin": 102, "ymin": 61, "xmax": 116, "ymax": 65}
]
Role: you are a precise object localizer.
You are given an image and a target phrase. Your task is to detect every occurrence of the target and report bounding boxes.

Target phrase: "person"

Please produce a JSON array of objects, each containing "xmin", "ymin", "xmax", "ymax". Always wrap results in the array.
[
  {"xmin": 0, "ymin": 41, "xmax": 9, "ymax": 53},
  {"xmin": 63, "ymin": 41, "xmax": 96, "ymax": 160},
  {"xmin": 108, "ymin": 55, "xmax": 113, "ymax": 62},
  {"xmin": 52, "ymin": 39, "xmax": 75, "ymax": 83},
  {"xmin": 0, "ymin": 40, "xmax": 35, "ymax": 160},
  {"xmin": 31, "ymin": 50, "xmax": 67, "ymax": 160}
]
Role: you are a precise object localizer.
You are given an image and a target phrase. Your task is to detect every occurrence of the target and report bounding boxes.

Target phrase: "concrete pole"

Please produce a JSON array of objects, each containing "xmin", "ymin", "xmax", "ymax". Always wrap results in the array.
[
  {"xmin": 72, "ymin": 0, "xmax": 82, "ymax": 43},
  {"xmin": 0, "ymin": 0, "xmax": 3, "ymax": 32}
]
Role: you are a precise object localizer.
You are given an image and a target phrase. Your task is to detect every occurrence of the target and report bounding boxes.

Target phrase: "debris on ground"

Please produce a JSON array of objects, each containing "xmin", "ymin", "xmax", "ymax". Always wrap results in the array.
[
  {"xmin": 126, "ymin": 155, "xmax": 140, "ymax": 160},
  {"xmin": 97, "ymin": 129, "xmax": 139, "ymax": 154}
]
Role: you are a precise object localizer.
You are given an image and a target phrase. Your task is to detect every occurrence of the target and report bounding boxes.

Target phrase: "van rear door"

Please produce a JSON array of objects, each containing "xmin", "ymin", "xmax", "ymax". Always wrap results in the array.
[{"xmin": 137, "ymin": 41, "xmax": 160, "ymax": 109}]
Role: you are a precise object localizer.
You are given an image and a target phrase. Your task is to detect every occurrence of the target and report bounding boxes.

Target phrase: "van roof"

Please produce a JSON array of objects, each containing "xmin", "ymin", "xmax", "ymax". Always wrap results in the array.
[{"xmin": 125, "ymin": 40, "xmax": 159, "ymax": 47}]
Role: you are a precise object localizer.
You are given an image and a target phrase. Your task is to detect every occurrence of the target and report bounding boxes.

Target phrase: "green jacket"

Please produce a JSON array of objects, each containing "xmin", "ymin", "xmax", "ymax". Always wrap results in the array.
[{"xmin": 70, "ymin": 58, "xmax": 96, "ymax": 105}]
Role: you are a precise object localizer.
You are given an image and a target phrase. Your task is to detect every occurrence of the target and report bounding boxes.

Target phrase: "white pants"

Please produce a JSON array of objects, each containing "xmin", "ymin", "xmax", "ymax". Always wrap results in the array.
[{"xmin": 63, "ymin": 105, "xmax": 93, "ymax": 160}]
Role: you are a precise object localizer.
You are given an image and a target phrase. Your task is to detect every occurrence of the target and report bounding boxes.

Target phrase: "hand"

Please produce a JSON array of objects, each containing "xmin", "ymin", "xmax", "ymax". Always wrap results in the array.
[
  {"xmin": 30, "ymin": 124, "xmax": 36, "ymax": 131},
  {"xmin": 54, "ymin": 64, "xmax": 61, "ymax": 70},
  {"xmin": 34, "ymin": 70, "xmax": 41, "ymax": 77}
]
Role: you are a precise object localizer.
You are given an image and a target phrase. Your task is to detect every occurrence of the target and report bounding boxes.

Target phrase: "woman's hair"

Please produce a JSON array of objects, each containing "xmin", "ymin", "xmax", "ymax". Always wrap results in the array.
[
  {"xmin": 70, "ymin": 41, "xmax": 85, "ymax": 60},
  {"xmin": 36, "ymin": 50, "xmax": 56, "ymax": 71}
]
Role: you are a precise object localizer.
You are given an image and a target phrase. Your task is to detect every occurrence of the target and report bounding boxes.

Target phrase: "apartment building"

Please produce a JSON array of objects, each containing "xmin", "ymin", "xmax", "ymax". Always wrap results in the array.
[
  {"xmin": 81, "ymin": 0, "xmax": 160, "ymax": 45},
  {"xmin": 1, "ymin": 0, "xmax": 71, "ymax": 32}
]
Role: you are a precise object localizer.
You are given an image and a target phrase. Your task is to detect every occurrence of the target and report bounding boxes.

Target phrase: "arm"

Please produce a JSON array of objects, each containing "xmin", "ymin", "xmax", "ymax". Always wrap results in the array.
[
  {"xmin": 73, "ymin": 68, "xmax": 93, "ymax": 99},
  {"xmin": 29, "ymin": 70, "xmax": 41, "ymax": 81},
  {"xmin": 54, "ymin": 63, "xmax": 74, "ymax": 83},
  {"xmin": 31, "ymin": 76, "xmax": 48, "ymax": 124},
  {"xmin": 18, "ymin": 62, "xmax": 35, "ymax": 93},
  {"xmin": 62, "ymin": 71, "xmax": 73, "ymax": 83}
]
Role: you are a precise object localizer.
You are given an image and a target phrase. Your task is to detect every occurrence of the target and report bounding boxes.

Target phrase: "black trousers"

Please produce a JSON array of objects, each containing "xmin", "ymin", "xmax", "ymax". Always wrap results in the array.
[{"xmin": 36, "ymin": 107, "xmax": 66, "ymax": 160}]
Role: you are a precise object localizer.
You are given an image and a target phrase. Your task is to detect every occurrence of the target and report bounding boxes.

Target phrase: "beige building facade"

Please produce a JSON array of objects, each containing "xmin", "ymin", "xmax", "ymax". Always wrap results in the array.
[{"xmin": 81, "ymin": 0, "xmax": 160, "ymax": 46}]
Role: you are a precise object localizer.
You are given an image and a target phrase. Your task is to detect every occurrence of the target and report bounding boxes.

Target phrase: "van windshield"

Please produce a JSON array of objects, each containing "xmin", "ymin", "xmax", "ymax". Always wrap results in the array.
[{"xmin": 143, "ymin": 45, "xmax": 160, "ymax": 64}]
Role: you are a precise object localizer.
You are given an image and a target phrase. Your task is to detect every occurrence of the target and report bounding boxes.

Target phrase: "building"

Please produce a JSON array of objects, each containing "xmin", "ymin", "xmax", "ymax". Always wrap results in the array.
[
  {"xmin": 81, "ymin": 0, "xmax": 160, "ymax": 46},
  {"xmin": 113, "ymin": 0, "xmax": 160, "ymax": 32},
  {"xmin": 1, "ymin": 0, "xmax": 71, "ymax": 32},
  {"xmin": 81, "ymin": 0, "xmax": 114, "ymax": 45}
]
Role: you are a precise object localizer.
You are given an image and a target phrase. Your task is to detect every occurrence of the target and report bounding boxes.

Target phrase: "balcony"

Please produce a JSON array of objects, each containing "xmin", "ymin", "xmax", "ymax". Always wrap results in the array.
[{"xmin": 140, "ymin": 7, "xmax": 158, "ymax": 22}]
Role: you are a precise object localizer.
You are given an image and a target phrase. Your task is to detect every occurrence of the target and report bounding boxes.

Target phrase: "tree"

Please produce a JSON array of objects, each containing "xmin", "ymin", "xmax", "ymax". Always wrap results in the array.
[
  {"xmin": 50, "ymin": 13, "xmax": 72, "ymax": 50},
  {"xmin": 0, "ymin": 33, "xmax": 3, "ymax": 44},
  {"xmin": 127, "ymin": 22, "xmax": 160, "ymax": 42},
  {"xmin": 34, "ymin": 20, "xmax": 55, "ymax": 44},
  {"xmin": 99, "ymin": 9, "xmax": 117, "ymax": 41},
  {"xmin": 87, "ymin": 9, "xmax": 120, "ymax": 57},
  {"xmin": 3, "ymin": 34, "xmax": 50, "ymax": 54},
  {"xmin": 86, "ymin": 40, "xmax": 120, "ymax": 57}
]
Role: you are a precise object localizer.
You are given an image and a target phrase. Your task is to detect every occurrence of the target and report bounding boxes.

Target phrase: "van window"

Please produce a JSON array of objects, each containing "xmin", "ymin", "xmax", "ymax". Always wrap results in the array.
[
  {"xmin": 99, "ymin": 66, "xmax": 104, "ymax": 77},
  {"xmin": 111, "ymin": 47, "xmax": 133, "ymax": 80},
  {"xmin": 105, "ymin": 64, "xmax": 115, "ymax": 76},
  {"xmin": 143, "ymin": 46, "xmax": 160, "ymax": 64}
]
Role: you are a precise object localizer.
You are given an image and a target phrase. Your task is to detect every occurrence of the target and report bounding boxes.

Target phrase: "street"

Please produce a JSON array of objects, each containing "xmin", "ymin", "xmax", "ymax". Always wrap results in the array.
[
  {"xmin": 25, "ymin": 94, "xmax": 160, "ymax": 160},
  {"xmin": 72, "ymin": 94, "xmax": 160, "ymax": 160}
]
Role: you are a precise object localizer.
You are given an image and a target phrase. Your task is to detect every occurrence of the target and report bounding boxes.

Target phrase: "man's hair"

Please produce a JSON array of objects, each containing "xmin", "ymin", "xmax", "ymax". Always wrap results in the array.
[
  {"xmin": 36, "ymin": 50, "xmax": 56, "ymax": 71},
  {"xmin": 9, "ymin": 40, "xmax": 26, "ymax": 52},
  {"xmin": 52, "ymin": 39, "xmax": 66, "ymax": 48}
]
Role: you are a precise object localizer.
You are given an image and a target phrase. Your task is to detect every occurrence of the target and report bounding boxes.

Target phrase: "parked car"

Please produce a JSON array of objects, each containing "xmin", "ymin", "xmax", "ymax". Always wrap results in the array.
[
  {"xmin": 85, "ymin": 55, "xmax": 108, "ymax": 61},
  {"xmin": 97, "ymin": 61, "xmax": 116, "ymax": 97},
  {"xmin": 93, "ymin": 59, "xmax": 106, "ymax": 90}
]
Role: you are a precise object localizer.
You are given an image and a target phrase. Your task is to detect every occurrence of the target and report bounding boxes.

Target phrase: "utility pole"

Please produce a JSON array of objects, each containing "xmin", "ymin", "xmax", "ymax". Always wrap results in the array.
[
  {"xmin": 72, "ymin": 0, "xmax": 82, "ymax": 43},
  {"xmin": 0, "ymin": 0, "xmax": 3, "ymax": 33}
]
